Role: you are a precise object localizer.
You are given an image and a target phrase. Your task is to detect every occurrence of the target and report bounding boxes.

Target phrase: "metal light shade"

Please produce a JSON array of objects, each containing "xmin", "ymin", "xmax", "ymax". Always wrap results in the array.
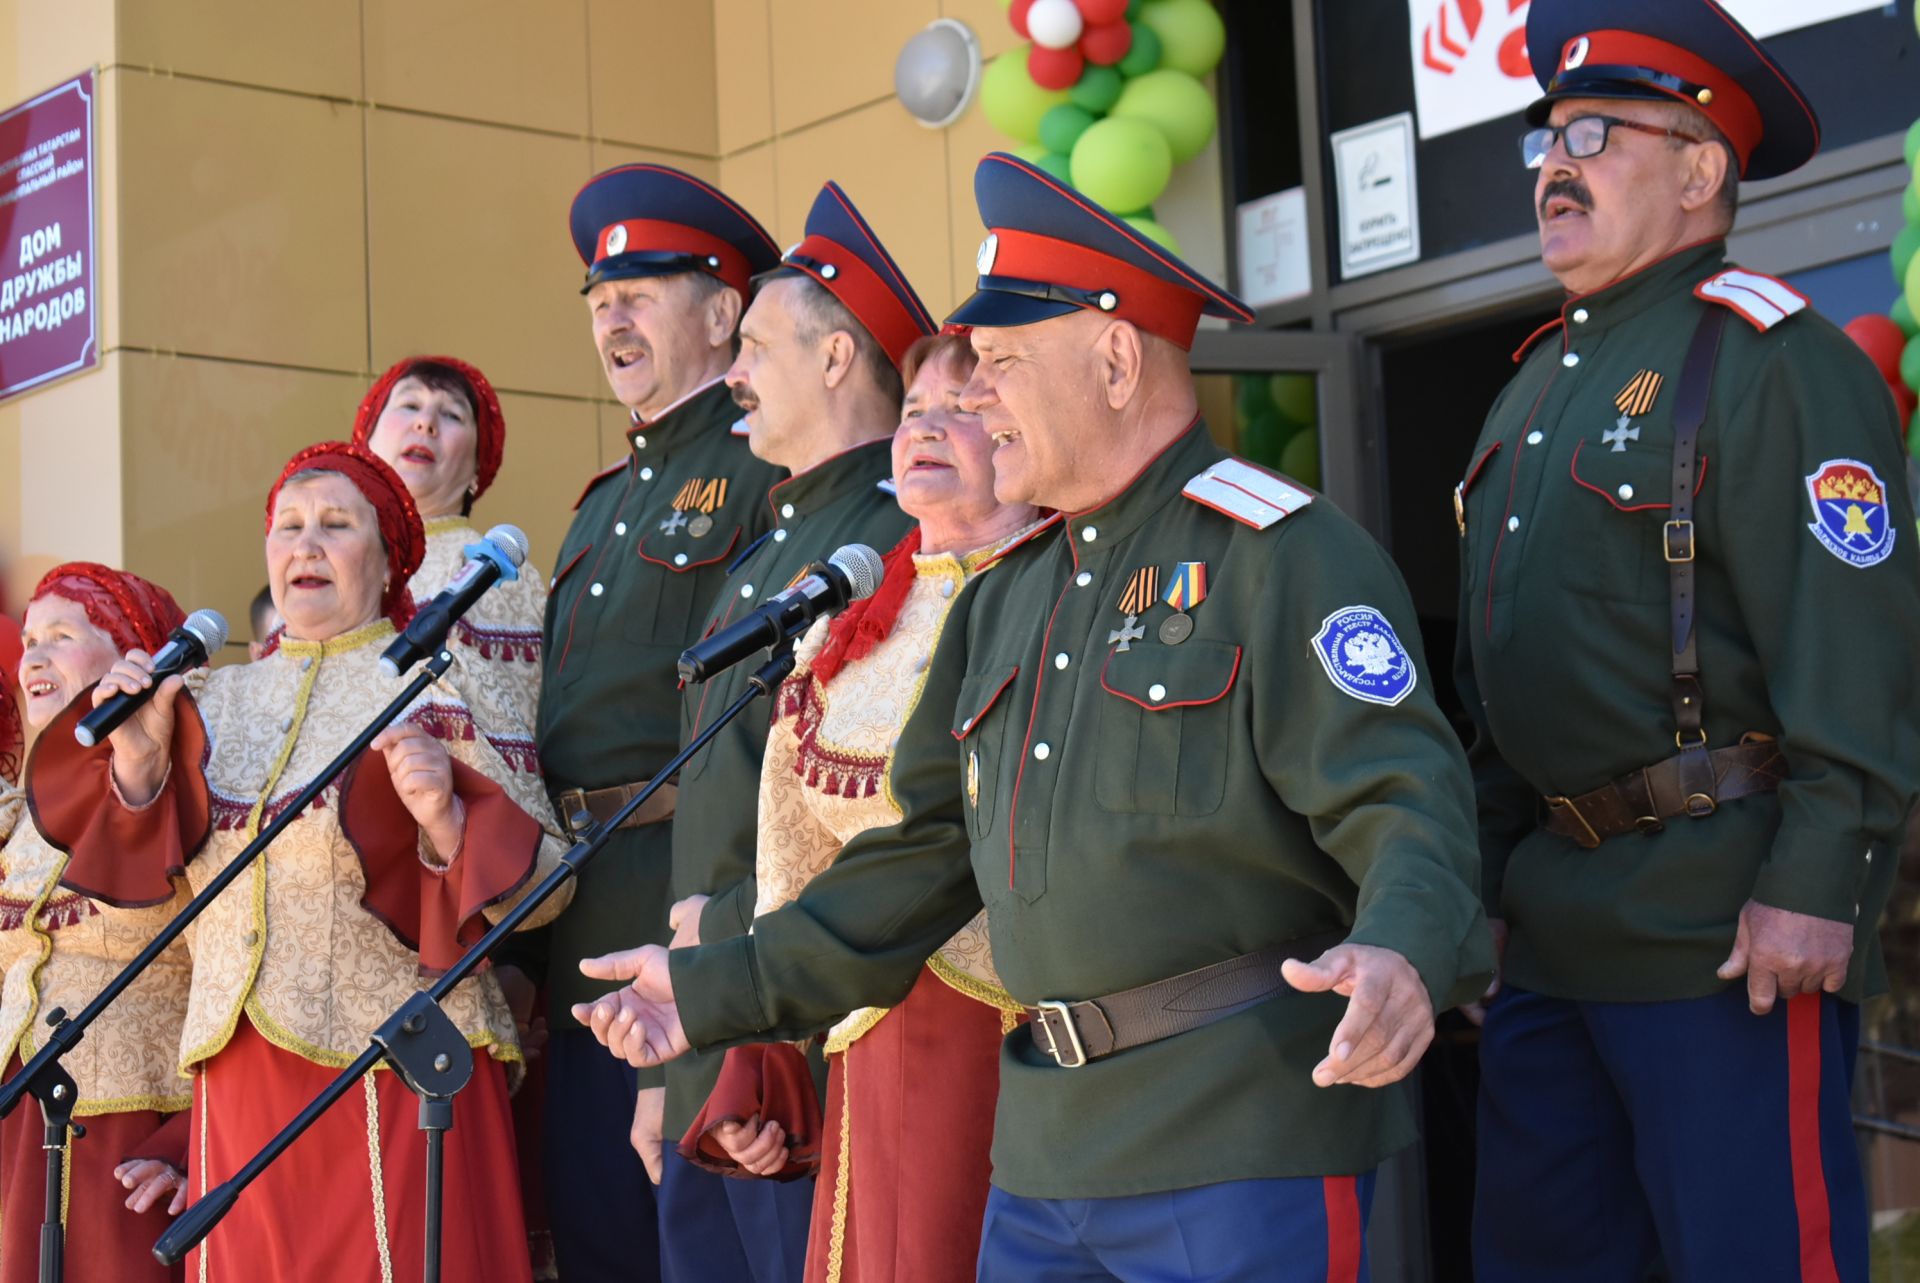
[{"xmin": 895, "ymin": 18, "xmax": 982, "ymax": 129}]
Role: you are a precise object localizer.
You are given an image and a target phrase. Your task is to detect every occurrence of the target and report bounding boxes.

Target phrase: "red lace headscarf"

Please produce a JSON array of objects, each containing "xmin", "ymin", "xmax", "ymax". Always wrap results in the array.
[
  {"xmin": 32, "ymin": 563, "xmax": 188, "ymax": 656},
  {"xmin": 350, "ymin": 356, "xmax": 506, "ymax": 503},
  {"xmin": 266, "ymin": 442, "xmax": 427, "ymax": 629}
]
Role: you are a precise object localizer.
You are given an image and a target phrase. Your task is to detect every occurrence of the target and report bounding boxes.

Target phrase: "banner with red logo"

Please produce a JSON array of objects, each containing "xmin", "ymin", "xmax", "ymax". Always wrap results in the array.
[
  {"xmin": 1408, "ymin": 0, "xmax": 1883, "ymax": 140},
  {"xmin": 0, "ymin": 72, "xmax": 96, "ymax": 402}
]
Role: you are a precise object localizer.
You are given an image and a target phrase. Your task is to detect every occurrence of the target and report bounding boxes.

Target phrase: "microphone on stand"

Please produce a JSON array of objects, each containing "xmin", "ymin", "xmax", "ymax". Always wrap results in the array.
[
  {"xmin": 379, "ymin": 525, "xmax": 530, "ymax": 678},
  {"xmin": 75, "ymin": 610, "xmax": 229, "ymax": 747},
  {"xmin": 677, "ymin": 544, "xmax": 884, "ymax": 685}
]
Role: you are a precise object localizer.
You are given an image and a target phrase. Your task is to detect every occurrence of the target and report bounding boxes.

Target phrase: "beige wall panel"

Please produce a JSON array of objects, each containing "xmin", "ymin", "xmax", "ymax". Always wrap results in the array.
[
  {"xmin": 596, "ymin": 400, "xmax": 634, "ymax": 471},
  {"xmin": 116, "ymin": 74, "xmax": 366, "ymax": 371},
  {"xmin": 0, "ymin": 0, "xmax": 113, "ymax": 108},
  {"xmin": 940, "ymin": 0, "xmax": 1018, "ymax": 60},
  {"xmin": 589, "ymin": 142, "xmax": 719, "ymax": 187},
  {"xmin": 484, "ymin": 392, "xmax": 600, "ymax": 579},
  {"xmin": 118, "ymin": 0, "xmax": 360, "ymax": 101},
  {"xmin": 116, "ymin": 352, "xmax": 363, "ymax": 639},
  {"xmin": 588, "ymin": 0, "xmax": 717, "ymax": 156},
  {"xmin": 714, "ymin": 0, "xmax": 774, "ymax": 154},
  {"xmin": 715, "ymin": 145, "xmax": 779, "ymax": 246},
  {"xmin": 365, "ymin": 0, "xmax": 589, "ymax": 136},
  {"xmin": 367, "ymin": 111, "xmax": 598, "ymax": 402},
  {"xmin": 769, "ymin": 0, "xmax": 936, "ymax": 134},
  {"xmin": 10, "ymin": 353, "xmax": 122, "ymax": 589},
  {"xmin": 942, "ymin": 102, "xmax": 1001, "ymax": 311},
  {"xmin": 772, "ymin": 101, "xmax": 953, "ymax": 319}
]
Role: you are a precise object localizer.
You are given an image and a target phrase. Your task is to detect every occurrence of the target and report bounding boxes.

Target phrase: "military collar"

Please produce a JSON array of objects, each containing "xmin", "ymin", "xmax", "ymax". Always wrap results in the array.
[
  {"xmin": 1513, "ymin": 239, "xmax": 1728, "ymax": 362},
  {"xmin": 765, "ymin": 436, "xmax": 894, "ymax": 526},
  {"xmin": 622, "ymin": 378, "xmax": 735, "ymax": 458},
  {"xmin": 1064, "ymin": 416, "xmax": 1219, "ymax": 555}
]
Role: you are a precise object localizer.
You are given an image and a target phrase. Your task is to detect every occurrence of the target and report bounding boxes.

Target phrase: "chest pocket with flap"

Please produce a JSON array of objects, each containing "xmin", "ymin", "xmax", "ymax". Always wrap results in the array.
[
  {"xmin": 952, "ymin": 665, "xmax": 1019, "ymax": 842},
  {"xmin": 1095, "ymin": 640, "xmax": 1240, "ymax": 817}
]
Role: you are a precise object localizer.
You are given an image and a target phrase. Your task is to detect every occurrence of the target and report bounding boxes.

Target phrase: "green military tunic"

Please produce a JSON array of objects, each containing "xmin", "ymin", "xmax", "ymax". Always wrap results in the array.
[
  {"xmin": 535, "ymin": 380, "xmax": 783, "ymax": 1052},
  {"xmin": 671, "ymin": 420, "xmax": 1492, "ymax": 1195},
  {"xmin": 1455, "ymin": 241, "xmax": 1920, "ymax": 1004},
  {"xmin": 665, "ymin": 434, "xmax": 913, "ymax": 1135}
]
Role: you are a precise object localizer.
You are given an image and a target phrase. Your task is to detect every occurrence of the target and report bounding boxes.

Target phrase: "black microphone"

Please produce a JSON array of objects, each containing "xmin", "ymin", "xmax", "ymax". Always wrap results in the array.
[
  {"xmin": 678, "ymin": 544, "xmax": 884, "ymax": 685},
  {"xmin": 379, "ymin": 524, "xmax": 530, "ymax": 678},
  {"xmin": 75, "ymin": 609, "xmax": 229, "ymax": 748}
]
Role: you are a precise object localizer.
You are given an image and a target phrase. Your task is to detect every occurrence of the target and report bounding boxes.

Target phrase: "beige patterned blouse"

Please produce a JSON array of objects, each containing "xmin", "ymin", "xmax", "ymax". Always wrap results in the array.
[
  {"xmin": 754, "ymin": 540, "xmax": 1024, "ymax": 1052},
  {"xmin": 0, "ymin": 786, "xmax": 192, "ymax": 1113}
]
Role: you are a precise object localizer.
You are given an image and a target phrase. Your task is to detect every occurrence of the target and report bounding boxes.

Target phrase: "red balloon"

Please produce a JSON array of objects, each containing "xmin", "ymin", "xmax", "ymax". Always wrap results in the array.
[
  {"xmin": 1845, "ymin": 313, "xmax": 1906, "ymax": 386},
  {"xmin": 1080, "ymin": 19, "xmax": 1134, "ymax": 66},
  {"xmin": 1076, "ymin": 0, "xmax": 1130, "ymax": 23},
  {"xmin": 1010, "ymin": 0, "xmax": 1036, "ymax": 39},
  {"xmin": 1028, "ymin": 43, "xmax": 1086, "ymax": 91}
]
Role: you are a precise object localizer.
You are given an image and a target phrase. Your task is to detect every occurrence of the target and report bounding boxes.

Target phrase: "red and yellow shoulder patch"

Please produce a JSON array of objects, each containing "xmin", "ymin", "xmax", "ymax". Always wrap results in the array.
[{"xmin": 1694, "ymin": 268, "xmax": 1808, "ymax": 332}]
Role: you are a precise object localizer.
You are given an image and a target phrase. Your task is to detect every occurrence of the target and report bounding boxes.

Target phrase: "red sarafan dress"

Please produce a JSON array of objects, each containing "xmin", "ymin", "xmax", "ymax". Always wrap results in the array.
[{"xmin": 682, "ymin": 528, "xmax": 1045, "ymax": 1283}]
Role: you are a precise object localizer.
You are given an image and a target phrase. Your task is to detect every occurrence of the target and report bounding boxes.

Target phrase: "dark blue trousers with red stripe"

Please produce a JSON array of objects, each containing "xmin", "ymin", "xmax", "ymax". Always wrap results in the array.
[
  {"xmin": 974, "ymin": 1172, "xmax": 1375, "ymax": 1282},
  {"xmin": 1474, "ymin": 986, "xmax": 1866, "ymax": 1282}
]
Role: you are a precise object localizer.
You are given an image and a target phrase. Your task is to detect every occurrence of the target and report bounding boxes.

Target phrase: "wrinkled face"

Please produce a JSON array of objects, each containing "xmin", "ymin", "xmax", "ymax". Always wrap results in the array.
[
  {"xmin": 1535, "ymin": 97, "xmax": 1698, "ymax": 292},
  {"xmin": 266, "ymin": 474, "xmax": 389, "ymax": 641},
  {"xmin": 728, "ymin": 278, "xmax": 826, "ymax": 472},
  {"xmin": 18, "ymin": 595, "xmax": 121, "ymax": 730},
  {"xmin": 365, "ymin": 375, "xmax": 479, "ymax": 518},
  {"xmin": 959, "ymin": 315, "xmax": 1106, "ymax": 509},
  {"xmin": 891, "ymin": 349, "xmax": 1001, "ymax": 526},
  {"xmin": 587, "ymin": 273, "xmax": 724, "ymax": 415}
]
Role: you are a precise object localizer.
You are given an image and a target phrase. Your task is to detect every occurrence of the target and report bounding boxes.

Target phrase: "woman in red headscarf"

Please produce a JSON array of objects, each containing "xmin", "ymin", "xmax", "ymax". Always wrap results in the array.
[
  {"xmin": 27, "ymin": 444, "xmax": 572, "ymax": 1282},
  {"xmin": 0, "ymin": 564, "xmax": 194, "ymax": 1282},
  {"xmin": 352, "ymin": 356, "xmax": 545, "ymax": 777}
]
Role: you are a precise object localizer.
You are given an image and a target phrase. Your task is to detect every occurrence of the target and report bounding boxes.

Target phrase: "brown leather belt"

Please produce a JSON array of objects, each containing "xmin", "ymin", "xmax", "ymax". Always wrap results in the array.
[
  {"xmin": 1026, "ymin": 932, "xmax": 1343, "ymax": 1068},
  {"xmin": 552, "ymin": 780, "xmax": 678, "ymax": 842},
  {"xmin": 1541, "ymin": 734, "xmax": 1783, "ymax": 850}
]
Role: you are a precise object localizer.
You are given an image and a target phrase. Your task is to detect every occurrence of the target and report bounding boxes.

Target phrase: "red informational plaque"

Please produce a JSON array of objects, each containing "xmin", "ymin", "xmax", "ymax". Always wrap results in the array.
[{"xmin": 0, "ymin": 71, "xmax": 97, "ymax": 402}]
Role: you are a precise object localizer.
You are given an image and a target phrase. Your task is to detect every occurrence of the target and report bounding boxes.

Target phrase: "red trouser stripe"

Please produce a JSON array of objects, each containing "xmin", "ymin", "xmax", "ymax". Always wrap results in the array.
[
  {"xmin": 1323, "ymin": 1175, "xmax": 1362, "ymax": 1283},
  {"xmin": 1787, "ymin": 993, "xmax": 1841, "ymax": 1283}
]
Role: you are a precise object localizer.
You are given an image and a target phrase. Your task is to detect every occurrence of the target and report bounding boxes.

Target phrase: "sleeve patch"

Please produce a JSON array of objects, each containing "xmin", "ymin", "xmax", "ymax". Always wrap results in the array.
[
  {"xmin": 1183, "ymin": 459, "xmax": 1314, "ymax": 529},
  {"xmin": 1695, "ymin": 269, "xmax": 1808, "ymax": 332},
  {"xmin": 1311, "ymin": 606, "xmax": 1418, "ymax": 707},
  {"xmin": 1805, "ymin": 458, "xmax": 1897, "ymax": 568}
]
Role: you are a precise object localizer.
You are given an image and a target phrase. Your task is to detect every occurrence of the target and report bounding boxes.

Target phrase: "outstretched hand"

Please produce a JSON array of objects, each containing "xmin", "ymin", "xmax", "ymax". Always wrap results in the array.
[
  {"xmin": 1282, "ymin": 942, "xmax": 1435, "ymax": 1089},
  {"xmin": 571, "ymin": 944, "xmax": 690, "ymax": 1068}
]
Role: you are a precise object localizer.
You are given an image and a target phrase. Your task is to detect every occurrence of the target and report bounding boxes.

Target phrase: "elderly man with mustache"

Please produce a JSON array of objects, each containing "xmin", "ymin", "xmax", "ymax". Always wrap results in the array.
[{"xmin": 1453, "ymin": 3, "xmax": 1920, "ymax": 1280}]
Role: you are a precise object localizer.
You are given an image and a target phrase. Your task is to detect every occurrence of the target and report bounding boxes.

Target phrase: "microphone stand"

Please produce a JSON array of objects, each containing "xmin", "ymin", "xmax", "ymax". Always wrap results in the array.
[
  {"xmin": 0, "ymin": 646, "xmax": 459, "ymax": 1283},
  {"xmin": 154, "ymin": 642, "xmax": 799, "ymax": 1282}
]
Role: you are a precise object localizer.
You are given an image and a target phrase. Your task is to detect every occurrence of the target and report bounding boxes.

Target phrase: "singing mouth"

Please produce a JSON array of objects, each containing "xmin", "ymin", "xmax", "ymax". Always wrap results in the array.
[
  {"xmin": 1543, "ymin": 197, "xmax": 1587, "ymax": 223},
  {"xmin": 400, "ymin": 445, "xmax": 436, "ymax": 465},
  {"xmin": 907, "ymin": 454, "xmax": 951, "ymax": 471},
  {"xmin": 990, "ymin": 429, "xmax": 1020, "ymax": 449},
  {"xmin": 609, "ymin": 345, "xmax": 646, "ymax": 370},
  {"xmin": 25, "ymin": 680, "xmax": 57, "ymax": 698},
  {"xmin": 289, "ymin": 575, "xmax": 332, "ymax": 590}
]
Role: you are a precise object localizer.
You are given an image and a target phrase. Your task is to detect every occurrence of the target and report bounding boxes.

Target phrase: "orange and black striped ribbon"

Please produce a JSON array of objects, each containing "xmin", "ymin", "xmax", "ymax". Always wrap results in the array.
[
  {"xmin": 669, "ymin": 477, "xmax": 730, "ymax": 512},
  {"xmin": 1118, "ymin": 566, "xmax": 1159, "ymax": 616},
  {"xmin": 1614, "ymin": 370, "xmax": 1664, "ymax": 419}
]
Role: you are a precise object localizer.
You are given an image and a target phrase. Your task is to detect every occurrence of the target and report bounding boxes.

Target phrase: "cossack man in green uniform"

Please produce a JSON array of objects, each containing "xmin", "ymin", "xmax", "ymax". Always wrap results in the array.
[
  {"xmin": 644, "ymin": 181, "xmax": 927, "ymax": 1283},
  {"xmin": 524, "ymin": 164, "xmax": 782, "ymax": 1283},
  {"xmin": 1457, "ymin": 4, "xmax": 1920, "ymax": 1279},
  {"xmin": 572, "ymin": 153, "xmax": 1492, "ymax": 1283}
]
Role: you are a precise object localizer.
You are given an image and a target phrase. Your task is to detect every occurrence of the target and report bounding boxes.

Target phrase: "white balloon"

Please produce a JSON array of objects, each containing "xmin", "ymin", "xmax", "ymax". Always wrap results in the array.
[{"xmin": 1027, "ymin": 0, "xmax": 1085, "ymax": 51}]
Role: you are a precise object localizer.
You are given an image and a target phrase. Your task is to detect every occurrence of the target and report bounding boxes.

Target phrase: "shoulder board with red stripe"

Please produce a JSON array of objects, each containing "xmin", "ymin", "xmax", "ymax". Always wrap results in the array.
[
  {"xmin": 1182, "ymin": 459, "xmax": 1314, "ymax": 529},
  {"xmin": 572, "ymin": 460, "xmax": 626, "ymax": 511},
  {"xmin": 1694, "ymin": 268, "xmax": 1808, "ymax": 333}
]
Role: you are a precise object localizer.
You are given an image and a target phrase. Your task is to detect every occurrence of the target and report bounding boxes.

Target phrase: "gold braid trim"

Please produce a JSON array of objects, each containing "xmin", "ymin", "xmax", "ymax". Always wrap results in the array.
[
  {"xmin": 1, "ymin": 846, "xmax": 63, "ymax": 1071},
  {"xmin": 926, "ymin": 956, "xmax": 1023, "ymax": 1014},
  {"xmin": 197, "ymin": 1068, "xmax": 210, "ymax": 1283},
  {"xmin": 363, "ymin": 1073, "xmax": 395, "ymax": 1283},
  {"xmin": 823, "ymin": 1053, "xmax": 853, "ymax": 1283},
  {"xmin": 240, "ymin": 996, "xmax": 516, "ymax": 1071},
  {"xmin": 422, "ymin": 516, "xmax": 475, "ymax": 537},
  {"xmin": 822, "ymin": 1007, "xmax": 889, "ymax": 1055}
]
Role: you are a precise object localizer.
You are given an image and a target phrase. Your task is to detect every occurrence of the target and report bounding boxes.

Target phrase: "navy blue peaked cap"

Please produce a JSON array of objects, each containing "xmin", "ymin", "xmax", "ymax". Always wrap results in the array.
[{"xmin": 569, "ymin": 164, "xmax": 780, "ymax": 297}]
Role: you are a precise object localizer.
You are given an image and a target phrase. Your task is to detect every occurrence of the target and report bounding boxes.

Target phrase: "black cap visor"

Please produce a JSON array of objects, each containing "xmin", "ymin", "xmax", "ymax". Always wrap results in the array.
[
  {"xmin": 944, "ymin": 276, "xmax": 1111, "ymax": 330},
  {"xmin": 581, "ymin": 249, "xmax": 727, "ymax": 295}
]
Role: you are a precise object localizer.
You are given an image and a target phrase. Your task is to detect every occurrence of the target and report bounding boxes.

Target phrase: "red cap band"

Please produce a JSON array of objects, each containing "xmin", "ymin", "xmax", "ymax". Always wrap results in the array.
[
  {"xmin": 1560, "ymin": 30, "xmax": 1763, "ymax": 174},
  {"xmin": 595, "ymin": 218, "xmax": 754, "ymax": 298},
  {"xmin": 785, "ymin": 234, "xmax": 926, "ymax": 370},
  {"xmin": 988, "ymin": 228, "xmax": 1206, "ymax": 349}
]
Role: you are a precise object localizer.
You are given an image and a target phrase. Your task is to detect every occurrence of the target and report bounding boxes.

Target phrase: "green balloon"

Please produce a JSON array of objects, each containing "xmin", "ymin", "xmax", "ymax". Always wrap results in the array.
[
  {"xmin": 1070, "ymin": 116, "xmax": 1173, "ymax": 214},
  {"xmin": 1240, "ymin": 412, "xmax": 1290, "ymax": 468},
  {"xmin": 1122, "ymin": 215, "xmax": 1181, "ymax": 255},
  {"xmin": 1910, "ymin": 407, "xmax": 1920, "ymax": 460},
  {"xmin": 1117, "ymin": 22, "xmax": 1162, "ymax": 76},
  {"xmin": 1905, "ymin": 245, "xmax": 1920, "ymax": 320},
  {"xmin": 1280, "ymin": 428, "xmax": 1320, "ymax": 489},
  {"xmin": 1894, "ymin": 226, "xmax": 1920, "ymax": 284},
  {"xmin": 1906, "ymin": 179, "xmax": 1920, "ymax": 229},
  {"xmin": 1039, "ymin": 103, "xmax": 1099, "ymax": 156},
  {"xmin": 1906, "ymin": 118, "xmax": 1920, "ymax": 169},
  {"xmin": 1140, "ymin": 0, "xmax": 1226, "ymax": 78},
  {"xmin": 1901, "ymin": 334, "xmax": 1920, "ymax": 395},
  {"xmin": 1894, "ymin": 294, "xmax": 1918, "ymax": 338},
  {"xmin": 1268, "ymin": 373, "xmax": 1316, "ymax": 426},
  {"xmin": 1109, "ymin": 68, "xmax": 1217, "ymax": 164},
  {"xmin": 980, "ymin": 48, "xmax": 1071, "ymax": 145},
  {"xmin": 1070, "ymin": 65, "xmax": 1125, "ymax": 114},
  {"xmin": 1235, "ymin": 374, "xmax": 1275, "ymax": 424},
  {"xmin": 1034, "ymin": 151, "xmax": 1074, "ymax": 183},
  {"xmin": 1126, "ymin": 0, "xmax": 1142, "ymax": 15}
]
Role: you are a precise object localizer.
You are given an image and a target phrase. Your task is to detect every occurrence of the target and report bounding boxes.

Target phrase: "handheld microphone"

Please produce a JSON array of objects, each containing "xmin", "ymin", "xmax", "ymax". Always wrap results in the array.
[
  {"xmin": 379, "ymin": 525, "xmax": 530, "ymax": 678},
  {"xmin": 75, "ymin": 610, "xmax": 229, "ymax": 748},
  {"xmin": 677, "ymin": 544, "xmax": 884, "ymax": 685}
]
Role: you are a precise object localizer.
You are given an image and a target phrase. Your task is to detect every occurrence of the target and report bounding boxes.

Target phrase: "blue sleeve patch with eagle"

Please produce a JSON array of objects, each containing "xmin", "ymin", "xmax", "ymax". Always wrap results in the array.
[{"xmin": 1312, "ymin": 605, "xmax": 1417, "ymax": 706}]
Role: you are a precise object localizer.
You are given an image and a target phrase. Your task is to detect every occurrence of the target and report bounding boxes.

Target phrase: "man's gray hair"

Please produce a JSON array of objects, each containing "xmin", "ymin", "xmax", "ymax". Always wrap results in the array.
[{"xmin": 787, "ymin": 276, "xmax": 903, "ymax": 406}]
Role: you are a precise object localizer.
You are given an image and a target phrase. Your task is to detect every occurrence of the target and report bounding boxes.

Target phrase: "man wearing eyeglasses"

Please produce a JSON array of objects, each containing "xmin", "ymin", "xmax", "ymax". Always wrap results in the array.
[{"xmin": 1455, "ymin": 2, "xmax": 1920, "ymax": 1280}]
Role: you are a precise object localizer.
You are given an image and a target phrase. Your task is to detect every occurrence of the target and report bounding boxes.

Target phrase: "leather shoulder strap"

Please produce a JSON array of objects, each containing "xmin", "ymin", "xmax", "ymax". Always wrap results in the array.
[{"xmin": 1667, "ymin": 306, "xmax": 1728, "ymax": 789}]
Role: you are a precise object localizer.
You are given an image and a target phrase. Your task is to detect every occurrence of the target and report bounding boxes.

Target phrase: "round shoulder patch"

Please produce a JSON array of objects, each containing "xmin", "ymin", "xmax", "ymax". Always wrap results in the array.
[
  {"xmin": 1311, "ymin": 606, "xmax": 1417, "ymax": 707},
  {"xmin": 1805, "ymin": 458, "xmax": 1896, "ymax": 569}
]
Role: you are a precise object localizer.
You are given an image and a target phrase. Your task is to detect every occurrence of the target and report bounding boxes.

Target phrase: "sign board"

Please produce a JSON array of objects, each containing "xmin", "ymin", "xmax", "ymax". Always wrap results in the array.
[
  {"xmin": 1236, "ymin": 187, "xmax": 1312, "ymax": 309},
  {"xmin": 1331, "ymin": 113, "xmax": 1421, "ymax": 279},
  {"xmin": 0, "ymin": 72, "xmax": 97, "ymax": 402},
  {"xmin": 1408, "ymin": 0, "xmax": 1886, "ymax": 141}
]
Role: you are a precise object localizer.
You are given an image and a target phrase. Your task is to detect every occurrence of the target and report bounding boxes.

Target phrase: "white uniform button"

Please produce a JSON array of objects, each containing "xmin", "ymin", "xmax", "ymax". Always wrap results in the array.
[
  {"xmin": 1572, "ymin": 308, "xmax": 1590, "ymax": 324},
  {"xmin": 1617, "ymin": 484, "xmax": 1635, "ymax": 502},
  {"xmin": 590, "ymin": 582, "xmax": 604, "ymax": 597},
  {"xmin": 633, "ymin": 435, "xmax": 647, "ymax": 450},
  {"xmin": 1054, "ymin": 653, "xmax": 1070, "ymax": 670},
  {"xmin": 773, "ymin": 529, "xmax": 788, "ymax": 542},
  {"xmin": 1080, "ymin": 526, "xmax": 1098, "ymax": 543},
  {"xmin": 243, "ymin": 930, "xmax": 260, "ymax": 948},
  {"xmin": 1507, "ymin": 516, "xmax": 1520, "ymax": 532},
  {"xmin": 1075, "ymin": 572, "xmax": 1093, "ymax": 587},
  {"xmin": 940, "ymin": 580, "xmax": 954, "ymax": 598},
  {"xmin": 282, "ymin": 716, "xmax": 294, "ymax": 732},
  {"xmin": 299, "ymin": 656, "xmax": 313, "ymax": 672},
  {"xmin": 1148, "ymin": 683, "xmax": 1167, "ymax": 702},
  {"xmin": 639, "ymin": 467, "xmax": 654, "ymax": 481},
  {"xmin": 1562, "ymin": 352, "xmax": 1580, "ymax": 368},
  {"xmin": 673, "ymin": 553, "xmax": 689, "ymax": 567},
  {"xmin": 1032, "ymin": 742, "xmax": 1051, "ymax": 761},
  {"xmin": 614, "ymin": 522, "xmax": 628, "ymax": 536},
  {"xmin": 915, "ymin": 655, "xmax": 929, "ymax": 673},
  {"xmin": 781, "ymin": 503, "xmax": 795, "ymax": 519},
  {"xmin": 1526, "ymin": 431, "xmax": 1544, "ymax": 446},
  {"xmin": 741, "ymin": 584, "xmax": 755, "ymax": 598},
  {"xmin": 961, "ymin": 716, "xmax": 974, "ymax": 734}
]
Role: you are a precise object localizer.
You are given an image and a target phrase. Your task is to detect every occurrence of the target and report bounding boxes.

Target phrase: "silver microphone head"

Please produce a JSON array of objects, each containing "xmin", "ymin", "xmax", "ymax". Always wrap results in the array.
[
  {"xmin": 181, "ymin": 609, "xmax": 230, "ymax": 655},
  {"xmin": 827, "ymin": 544, "xmax": 885, "ymax": 601},
  {"xmin": 483, "ymin": 524, "xmax": 530, "ymax": 569}
]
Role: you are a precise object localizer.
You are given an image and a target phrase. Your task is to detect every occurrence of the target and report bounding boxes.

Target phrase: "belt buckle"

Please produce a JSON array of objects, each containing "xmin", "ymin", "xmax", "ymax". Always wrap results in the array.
[
  {"xmin": 1663, "ymin": 519, "xmax": 1695, "ymax": 563},
  {"xmin": 1035, "ymin": 1001, "xmax": 1088, "ymax": 1069},
  {"xmin": 1545, "ymin": 795, "xmax": 1601, "ymax": 849}
]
